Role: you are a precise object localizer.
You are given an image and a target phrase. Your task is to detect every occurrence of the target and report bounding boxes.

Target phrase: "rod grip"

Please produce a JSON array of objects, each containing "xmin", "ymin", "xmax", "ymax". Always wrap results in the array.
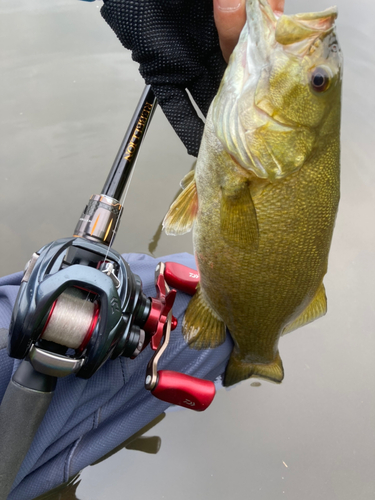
[{"xmin": 0, "ymin": 361, "xmax": 55, "ymax": 499}]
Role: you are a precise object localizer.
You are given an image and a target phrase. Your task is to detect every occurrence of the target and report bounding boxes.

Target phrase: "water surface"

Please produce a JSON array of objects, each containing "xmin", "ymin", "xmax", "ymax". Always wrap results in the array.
[{"xmin": 1, "ymin": 1, "xmax": 374, "ymax": 499}]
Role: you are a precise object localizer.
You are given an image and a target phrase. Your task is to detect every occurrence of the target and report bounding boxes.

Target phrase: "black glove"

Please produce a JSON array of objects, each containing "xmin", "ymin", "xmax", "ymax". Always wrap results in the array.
[{"xmin": 101, "ymin": 0, "xmax": 227, "ymax": 157}]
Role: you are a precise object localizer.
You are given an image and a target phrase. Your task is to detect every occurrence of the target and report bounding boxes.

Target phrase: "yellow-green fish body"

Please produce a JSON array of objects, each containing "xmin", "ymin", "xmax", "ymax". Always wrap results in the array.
[{"xmin": 164, "ymin": 0, "xmax": 342, "ymax": 386}]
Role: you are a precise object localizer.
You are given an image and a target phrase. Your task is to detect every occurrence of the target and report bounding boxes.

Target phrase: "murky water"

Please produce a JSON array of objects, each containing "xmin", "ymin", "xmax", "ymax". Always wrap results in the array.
[{"xmin": 1, "ymin": 0, "xmax": 374, "ymax": 499}]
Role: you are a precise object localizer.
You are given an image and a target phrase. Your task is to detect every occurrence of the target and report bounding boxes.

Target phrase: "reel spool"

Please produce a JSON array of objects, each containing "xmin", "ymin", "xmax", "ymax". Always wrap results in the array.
[{"xmin": 41, "ymin": 287, "xmax": 99, "ymax": 352}]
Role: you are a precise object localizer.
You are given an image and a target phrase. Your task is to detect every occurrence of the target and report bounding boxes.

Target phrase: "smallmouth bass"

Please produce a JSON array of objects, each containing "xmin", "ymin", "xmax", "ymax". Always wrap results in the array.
[{"xmin": 164, "ymin": 0, "xmax": 342, "ymax": 386}]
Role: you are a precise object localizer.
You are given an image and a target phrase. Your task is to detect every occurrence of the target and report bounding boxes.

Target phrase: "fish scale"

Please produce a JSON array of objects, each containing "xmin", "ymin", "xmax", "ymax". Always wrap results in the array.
[{"xmin": 164, "ymin": 0, "xmax": 342, "ymax": 386}]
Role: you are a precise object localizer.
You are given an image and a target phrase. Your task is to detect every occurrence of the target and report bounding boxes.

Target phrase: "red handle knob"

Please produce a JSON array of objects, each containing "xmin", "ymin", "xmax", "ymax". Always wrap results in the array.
[
  {"xmin": 151, "ymin": 370, "xmax": 215, "ymax": 411},
  {"xmin": 164, "ymin": 262, "xmax": 199, "ymax": 296}
]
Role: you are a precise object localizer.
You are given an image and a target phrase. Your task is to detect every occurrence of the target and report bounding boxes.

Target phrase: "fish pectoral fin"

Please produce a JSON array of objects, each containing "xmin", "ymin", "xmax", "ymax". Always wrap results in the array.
[
  {"xmin": 282, "ymin": 282, "xmax": 327, "ymax": 335},
  {"xmin": 224, "ymin": 351, "xmax": 284, "ymax": 387},
  {"xmin": 180, "ymin": 168, "xmax": 195, "ymax": 189},
  {"xmin": 183, "ymin": 284, "xmax": 226, "ymax": 349},
  {"xmin": 163, "ymin": 175, "xmax": 198, "ymax": 235},
  {"xmin": 220, "ymin": 178, "xmax": 259, "ymax": 249}
]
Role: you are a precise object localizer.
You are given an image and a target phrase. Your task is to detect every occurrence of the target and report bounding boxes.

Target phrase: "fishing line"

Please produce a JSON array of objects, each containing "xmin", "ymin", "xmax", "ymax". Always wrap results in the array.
[
  {"xmin": 104, "ymin": 161, "xmax": 135, "ymax": 261},
  {"xmin": 102, "ymin": 162, "xmax": 134, "ymax": 263}
]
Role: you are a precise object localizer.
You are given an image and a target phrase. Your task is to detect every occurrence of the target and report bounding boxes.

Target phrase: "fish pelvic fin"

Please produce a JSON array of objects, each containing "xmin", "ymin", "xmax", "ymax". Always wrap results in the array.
[
  {"xmin": 224, "ymin": 351, "xmax": 284, "ymax": 387},
  {"xmin": 220, "ymin": 177, "xmax": 259, "ymax": 250},
  {"xmin": 282, "ymin": 282, "xmax": 327, "ymax": 335},
  {"xmin": 163, "ymin": 172, "xmax": 198, "ymax": 235},
  {"xmin": 182, "ymin": 284, "xmax": 226, "ymax": 349}
]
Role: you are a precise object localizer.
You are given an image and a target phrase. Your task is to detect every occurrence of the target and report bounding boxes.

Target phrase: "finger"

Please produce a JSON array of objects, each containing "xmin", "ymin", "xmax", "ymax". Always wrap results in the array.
[
  {"xmin": 268, "ymin": 0, "xmax": 285, "ymax": 16},
  {"xmin": 214, "ymin": 0, "xmax": 286, "ymax": 63},
  {"xmin": 213, "ymin": 0, "xmax": 246, "ymax": 63}
]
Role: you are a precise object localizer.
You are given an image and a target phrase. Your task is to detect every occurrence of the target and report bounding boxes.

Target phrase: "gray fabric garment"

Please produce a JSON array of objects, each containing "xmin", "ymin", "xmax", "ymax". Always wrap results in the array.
[
  {"xmin": 0, "ymin": 252, "xmax": 233, "ymax": 499},
  {"xmin": 0, "ymin": 329, "xmax": 7, "ymax": 350}
]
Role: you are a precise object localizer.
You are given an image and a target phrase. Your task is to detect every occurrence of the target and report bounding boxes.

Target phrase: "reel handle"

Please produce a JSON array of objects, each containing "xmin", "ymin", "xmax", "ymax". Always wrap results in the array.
[
  {"xmin": 151, "ymin": 370, "xmax": 215, "ymax": 411},
  {"xmin": 164, "ymin": 262, "xmax": 199, "ymax": 295},
  {"xmin": 145, "ymin": 263, "xmax": 216, "ymax": 412}
]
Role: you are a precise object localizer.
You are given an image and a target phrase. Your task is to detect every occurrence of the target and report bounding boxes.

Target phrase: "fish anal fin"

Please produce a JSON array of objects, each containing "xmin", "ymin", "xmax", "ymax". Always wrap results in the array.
[
  {"xmin": 224, "ymin": 351, "xmax": 284, "ymax": 387},
  {"xmin": 282, "ymin": 282, "xmax": 327, "ymax": 335},
  {"xmin": 183, "ymin": 284, "xmax": 226, "ymax": 349},
  {"xmin": 163, "ymin": 177, "xmax": 198, "ymax": 235},
  {"xmin": 220, "ymin": 177, "xmax": 259, "ymax": 249}
]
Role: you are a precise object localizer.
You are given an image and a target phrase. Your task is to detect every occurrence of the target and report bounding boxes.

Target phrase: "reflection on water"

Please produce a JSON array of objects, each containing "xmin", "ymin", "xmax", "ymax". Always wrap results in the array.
[
  {"xmin": 35, "ymin": 475, "xmax": 81, "ymax": 500},
  {"xmin": 34, "ymin": 414, "xmax": 165, "ymax": 500},
  {"xmin": 91, "ymin": 413, "xmax": 165, "ymax": 464},
  {"xmin": 148, "ymin": 219, "xmax": 164, "ymax": 255},
  {"xmin": 148, "ymin": 186, "xmax": 183, "ymax": 255},
  {"xmin": 0, "ymin": 0, "xmax": 194, "ymax": 278}
]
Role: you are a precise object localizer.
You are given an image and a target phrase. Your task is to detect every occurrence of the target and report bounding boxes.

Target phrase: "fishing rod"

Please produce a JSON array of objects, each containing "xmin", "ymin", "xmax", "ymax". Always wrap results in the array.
[{"xmin": 0, "ymin": 85, "xmax": 215, "ymax": 499}]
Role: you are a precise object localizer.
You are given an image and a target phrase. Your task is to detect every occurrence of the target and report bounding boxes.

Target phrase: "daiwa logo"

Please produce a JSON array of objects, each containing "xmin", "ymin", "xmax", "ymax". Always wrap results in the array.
[
  {"xmin": 110, "ymin": 297, "xmax": 120, "ymax": 314},
  {"xmin": 183, "ymin": 399, "xmax": 196, "ymax": 407}
]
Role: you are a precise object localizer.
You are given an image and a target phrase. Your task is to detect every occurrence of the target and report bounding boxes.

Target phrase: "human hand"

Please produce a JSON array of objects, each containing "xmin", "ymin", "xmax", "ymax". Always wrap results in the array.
[
  {"xmin": 214, "ymin": 0, "xmax": 285, "ymax": 62},
  {"xmin": 100, "ymin": 0, "xmax": 285, "ymax": 158},
  {"xmin": 101, "ymin": 0, "xmax": 227, "ymax": 158}
]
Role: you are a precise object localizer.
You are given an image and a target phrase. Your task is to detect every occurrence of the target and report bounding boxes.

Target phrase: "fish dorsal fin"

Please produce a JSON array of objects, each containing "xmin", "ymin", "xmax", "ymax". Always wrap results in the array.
[
  {"xmin": 282, "ymin": 282, "xmax": 327, "ymax": 335},
  {"xmin": 220, "ymin": 174, "xmax": 259, "ymax": 250},
  {"xmin": 182, "ymin": 284, "xmax": 226, "ymax": 349},
  {"xmin": 163, "ymin": 174, "xmax": 198, "ymax": 235}
]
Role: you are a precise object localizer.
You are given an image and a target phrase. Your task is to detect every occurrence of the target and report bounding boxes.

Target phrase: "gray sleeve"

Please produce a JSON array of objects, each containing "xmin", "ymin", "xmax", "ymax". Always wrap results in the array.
[{"xmin": 0, "ymin": 253, "xmax": 232, "ymax": 500}]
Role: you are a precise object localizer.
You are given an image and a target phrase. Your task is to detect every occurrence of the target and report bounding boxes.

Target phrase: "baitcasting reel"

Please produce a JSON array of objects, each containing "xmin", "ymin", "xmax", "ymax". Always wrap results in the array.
[
  {"xmin": 9, "ymin": 234, "xmax": 168, "ymax": 378},
  {"xmin": 8, "ymin": 232, "xmax": 214, "ymax": 410},
  {"xmin": 7, "ymin": 85, "xmax": 215, "ymax": 410},
  {"xmin": 0, "ymin": 86, "xmax": 215, "ymax": 500}
]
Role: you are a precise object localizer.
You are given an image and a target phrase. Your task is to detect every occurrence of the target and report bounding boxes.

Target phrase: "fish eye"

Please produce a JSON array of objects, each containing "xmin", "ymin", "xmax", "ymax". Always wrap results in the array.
[{"xmin": 310, "ymin": 67, "xmax": 331, "ymax": 93}]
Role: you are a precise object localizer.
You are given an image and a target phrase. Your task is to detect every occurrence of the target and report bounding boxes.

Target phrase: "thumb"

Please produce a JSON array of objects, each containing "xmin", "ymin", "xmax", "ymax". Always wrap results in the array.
[
  {"xmin": 214, "ymin": 0, "xmax": 286, "ymax": 63},
  {"xmin": 269, "ymin": 0, "xmax": 285, "ymax": 16},
  {"xmin": 213, "ymin": 0, "xmax": 246, "ymax": 63}
]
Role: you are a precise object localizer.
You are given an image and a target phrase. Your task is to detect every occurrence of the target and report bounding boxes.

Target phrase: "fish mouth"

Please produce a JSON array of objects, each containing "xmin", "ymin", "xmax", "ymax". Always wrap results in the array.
[
  {"xmin": 244, "ymin": 1, "xmax": 339, "ymax": 79},
  {"xmin": 276, "ymin": 7, "xmax": 338, "ymax": 48},
  {"xmin": 250, "ymin": 3, "xmax": 340, "ymax": 129},
  {"xmin": 211, "ymin": 0, "xmax": 340, "ymax": 180},
  {"xmin": 211, "ymin": 0, "xmax": 287, "ymax": 179},
  {"xmin": 244, "ymin": 0, "xmax": 277, "ymax": 81}
]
